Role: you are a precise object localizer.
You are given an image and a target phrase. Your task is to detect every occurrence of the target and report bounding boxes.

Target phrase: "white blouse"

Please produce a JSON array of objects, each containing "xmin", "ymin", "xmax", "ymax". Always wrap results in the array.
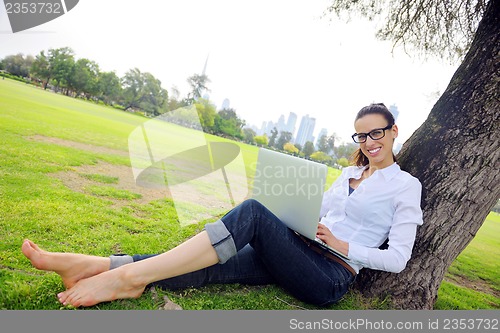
[{"xmin": 319, "ymin": 163, "xmax": 423, "ymax": 274}]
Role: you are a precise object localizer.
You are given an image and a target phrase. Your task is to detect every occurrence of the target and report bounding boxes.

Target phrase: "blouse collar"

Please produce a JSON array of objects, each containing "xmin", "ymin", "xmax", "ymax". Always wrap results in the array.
[{"xmin": 348, "ymin": 162, "xmax": 400, "ymax": 182}]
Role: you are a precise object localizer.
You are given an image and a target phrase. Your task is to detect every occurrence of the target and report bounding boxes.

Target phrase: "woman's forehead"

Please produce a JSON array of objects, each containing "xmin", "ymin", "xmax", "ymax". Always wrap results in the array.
[{"xmin": 354, "ymin": 114, "xmax": 388, "ymax": 131}]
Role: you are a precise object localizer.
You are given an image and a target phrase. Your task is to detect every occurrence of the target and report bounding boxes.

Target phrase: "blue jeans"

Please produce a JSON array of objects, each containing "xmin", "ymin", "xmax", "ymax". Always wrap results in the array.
[{"xmin": 132, "ymin": 199, "xmax": 355, "ymax": 306}]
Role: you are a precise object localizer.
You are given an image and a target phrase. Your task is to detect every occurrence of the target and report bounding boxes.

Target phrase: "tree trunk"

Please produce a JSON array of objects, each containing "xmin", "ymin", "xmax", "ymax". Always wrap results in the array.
[{"xmin": 354, "ymin": 0, "xmax": 500, "ymax": 309}]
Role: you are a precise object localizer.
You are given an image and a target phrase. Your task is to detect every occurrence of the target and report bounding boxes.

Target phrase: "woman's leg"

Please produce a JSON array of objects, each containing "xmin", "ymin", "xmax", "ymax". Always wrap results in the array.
[
  {"xmin": 55, "ymin": 221, "xmax": 272, "ymax": 307},
  {"xmin": 22, "ymin": 241, "xmax": 273, "ymax": 301},
  {"xmin": 56, "ymin": 230, "xmax": 220, "ymax": 307},
  {"xmin": 108, "ymin": 199, "xmax": 354, "ymax": 306},
  {"xmin": 22, "ymin": 238, "xmax": 273, "ymax": 306},
  {"xmin": 21, "ymin": 239, "xmax": 110, "ymax": 289},
  {"xmin": 133, "ymin": 245, "xmax": 275, "ymax": 290},
  {"xmin": 52, "ymin": 199, "xmax": 354, "ymax": 307}
]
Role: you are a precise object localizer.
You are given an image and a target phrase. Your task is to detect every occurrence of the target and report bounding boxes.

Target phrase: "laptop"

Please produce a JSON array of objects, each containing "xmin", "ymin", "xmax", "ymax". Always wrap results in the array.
[{"xmin": 251, "ymin": 148, "xmax": 349, "ymax": 260}]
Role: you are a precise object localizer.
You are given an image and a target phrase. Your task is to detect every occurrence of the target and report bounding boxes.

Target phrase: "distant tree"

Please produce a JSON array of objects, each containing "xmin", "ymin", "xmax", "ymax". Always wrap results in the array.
[
  {"xmin": 3, "ymin": 53, "xmax": 33, "ymax": 77},
  {"xmin": 96, "ymin": 71, "xmax": 122, "ymax": 105},
  {"xmin": 30, "ymin": 51, "xmax": 51, "ymax": 89},
  {"xmin": 121, "ymin": 68, "xmax": 143, "ymax": 111},
  {"xmin": 167, "ymin": 106, "xmax": 200, "ymax": 128},
  {"xmin": 334, "ymin": 142, "xmax": 358, "ymax": 159},
  {"xmin": 121, "ymin": 68, "xmax": 168, "ymax": 116},
  {"xmin": 168, "ymin": 85, "xmax": 187, "ymax": 111},
  {"xmin": 70, "ymin": 58, "xmax": 100, "ymax": 98},
  {"xmin": 254, "ymin": 135, "xmax": 269, "ymax": 147},
  {"xmin": 294, "ymin": 143, "xmax": 303, "ymax": 152},
  {"xmin": 268, "ymin": 127, "xmax": 279, "ymax": 148},
  {"xmin": 195, "ymin": 98, "xmax": 217, "ymax": 131},
  {"xmin": 185, "ymin": 73, "xmax": 210, "ymax": 104},
  {"xmin": 3, "ymin": 54, "xmax": 20, "ymax": 76},
  {"xmin": 283, "ymin": 142, "xmax": 299, "ymax": 155},
  {"xmin": 310, "ymin": 151, "xmax": 333, "ymax": 164},
  {"xmin": 214, "ymin": 108, "xmax": 245, "ymax": 138},
  {"xmin": 317, "ymin": 134, "xmax": 329, "ymax": 154},
  {"xmin": 302, "ymin": 141, "xmax": 315, "ymax": 158},
  {"xmin": 222, "ymin": 108, "xmax": 246, "ymax": 129},
  {"xmin": 276, "ymin": 131, "xmax": 293, "ymax": 150},
  {"xmin": 337, "ymin": 157, "xmax": 349, "ymax": 168},
  {"xmin": 243, "ymin": 128, "xmax": 256, "ymax": 144},
  {"xmin": 48, "ymin": 47, "xmax": 75, "ymax": 94},
  {"xmin": 142, "ymin": 72, "xmax": 169, "ymax": 116},
  {"xmin": 327, "ymin": 134, "xmax": 337, "ymax": 154}
]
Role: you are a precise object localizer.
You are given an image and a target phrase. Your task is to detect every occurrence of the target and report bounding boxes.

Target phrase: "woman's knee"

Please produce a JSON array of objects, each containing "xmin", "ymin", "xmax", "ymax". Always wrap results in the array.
[
  {"xmin": 241, "ymin": 198, "xmax": 264, "ymax": 210},
  {"xmin": 240, "ymin": 198, "xmax": 271, "ymax": 218}
]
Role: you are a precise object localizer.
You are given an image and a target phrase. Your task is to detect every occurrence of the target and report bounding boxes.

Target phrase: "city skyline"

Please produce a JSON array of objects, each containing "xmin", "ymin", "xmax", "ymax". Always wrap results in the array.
[
  {"xmin": 245, "ymin": 103, "xmax": 403, "ymax": 151},
  {"xmin": 248, "ymin": 112, "xmax": 319, "ymax": 147},
  {"xmin": 0, "ymin": 0, "xmax": 457, "ymax": 145}
]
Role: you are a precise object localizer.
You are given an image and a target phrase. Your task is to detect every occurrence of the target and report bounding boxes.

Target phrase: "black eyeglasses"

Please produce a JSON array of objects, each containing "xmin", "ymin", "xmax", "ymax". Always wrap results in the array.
[{"xmin": 351, "ymin": 124, "xmax": 393, "ymax": 143}]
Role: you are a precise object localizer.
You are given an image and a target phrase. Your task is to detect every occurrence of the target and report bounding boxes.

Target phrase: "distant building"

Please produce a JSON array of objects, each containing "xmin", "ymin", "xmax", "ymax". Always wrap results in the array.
[
  {"xmin": 389, "ymin": 104, "xmax": 400, "ymax": 122},
  {"xmin": 255, "ymin": 112, "xmax": 298, "ymax": 138},
  {"xmin": 221, "ymin": 98, "xmax": 230, "ymax": 110},
  {"xmin": 247, "ymin": 124, "xmax": 261, "ymax": 136},
  {"xmin": 286, "ymin": 112, "xmax": 297, "ymax": 137},
  {"xmin": 277, "ymin": 114, "xmax": 286, "ymax": 133},
  {"xmin": 315, "ymin": 128, "xmax": 328, "ymax": 148},
  {"xmin": 264, "ymin": 121, "xmax": 277, "ymax": 136},
  {"xmin": 257, "ymin": 121, "xmax": 267, "ymax": 135},
  {"xmin": 295, "ymin": 114, "xmax": 316, "ymax": 146}
]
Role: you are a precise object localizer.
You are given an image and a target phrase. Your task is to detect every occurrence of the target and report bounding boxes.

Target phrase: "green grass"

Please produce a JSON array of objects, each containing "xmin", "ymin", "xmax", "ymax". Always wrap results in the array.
[
  {"xmin": 435, "ymin": 281, "xmax": 499, "ymax": 310},
  {"xmin": 435, "ymin": 212, "xmax": 500, "ymax": 309},
  {"xmin": 446, "ymin": 212, "xmax": 499, "ymax": 292},
  {"xmin": 80, "ymin": 173, "xmax": 119, "ymax": 184},
  {"xmin": 86, "ymin": 185, "xmax": 142, "ymax": 200},
  {"xmin": 0, "ymin": 78, "xmax": 498, "ymax": 310}
]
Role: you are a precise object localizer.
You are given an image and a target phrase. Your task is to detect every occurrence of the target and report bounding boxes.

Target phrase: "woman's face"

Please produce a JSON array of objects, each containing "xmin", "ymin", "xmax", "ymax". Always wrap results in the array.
[{"xmin": 354, "ymin": 113, "xmax": 398, "ymax": 169}]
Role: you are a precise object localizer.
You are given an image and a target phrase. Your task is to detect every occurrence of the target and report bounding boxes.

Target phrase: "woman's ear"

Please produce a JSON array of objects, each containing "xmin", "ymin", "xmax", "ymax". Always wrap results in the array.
[{"xmin": 392, "ymin": 124, "xmax": 399, "ymax": 139}]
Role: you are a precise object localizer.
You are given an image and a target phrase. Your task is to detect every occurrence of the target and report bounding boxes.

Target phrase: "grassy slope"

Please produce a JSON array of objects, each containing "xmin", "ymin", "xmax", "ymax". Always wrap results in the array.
[
  {"xmin": 0, "ymin": 78, "xmax": 497, "ymax": 309},
  {"xmin": 434, "ymin": 212, "xmax": 499, "ymax": 309}
]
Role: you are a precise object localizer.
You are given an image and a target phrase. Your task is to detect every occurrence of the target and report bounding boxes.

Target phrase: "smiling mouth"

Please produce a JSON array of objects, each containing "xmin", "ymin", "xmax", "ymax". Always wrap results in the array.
[{"xmin": 367, "ymin": 147, "xmax": 381, "ymax": 154}]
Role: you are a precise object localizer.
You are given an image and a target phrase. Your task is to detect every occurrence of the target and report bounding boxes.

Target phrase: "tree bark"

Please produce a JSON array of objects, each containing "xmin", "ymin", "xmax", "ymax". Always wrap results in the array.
[{"xmin": 353, "ymin": 0, "xmax": 500, "ymax": 309}]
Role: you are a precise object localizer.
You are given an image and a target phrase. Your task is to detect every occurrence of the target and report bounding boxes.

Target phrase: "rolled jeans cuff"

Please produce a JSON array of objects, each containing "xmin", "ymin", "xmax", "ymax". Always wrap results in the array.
[
  {"xmin": 204, "ymin": 219, "xmax": 237, "ymax": 264},
  {"xmin": 109, "ymin": 254, "xmax": 134, "ymax": 269}
]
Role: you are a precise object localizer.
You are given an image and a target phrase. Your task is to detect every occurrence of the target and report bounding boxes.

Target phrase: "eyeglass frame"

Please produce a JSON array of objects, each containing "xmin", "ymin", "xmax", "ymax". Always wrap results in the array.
[{"xmin": 351, "ymin": 124, "xmax": 394, "ymax": 143}]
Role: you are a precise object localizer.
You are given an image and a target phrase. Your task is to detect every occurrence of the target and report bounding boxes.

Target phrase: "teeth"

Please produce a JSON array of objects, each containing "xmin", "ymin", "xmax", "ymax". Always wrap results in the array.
[{"xmin": 368, "ymin": 147, "xmax": 381, "ymax": 154}]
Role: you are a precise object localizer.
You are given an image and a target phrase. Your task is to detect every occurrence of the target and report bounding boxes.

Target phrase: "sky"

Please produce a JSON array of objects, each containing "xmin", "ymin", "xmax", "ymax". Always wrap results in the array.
[{"xmin": 0, "ymin": 0, "xmax": 458, "ymax": 145}]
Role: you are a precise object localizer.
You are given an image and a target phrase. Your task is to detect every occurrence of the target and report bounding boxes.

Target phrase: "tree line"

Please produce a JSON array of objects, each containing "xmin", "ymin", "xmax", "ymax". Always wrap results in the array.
[
  {"xmin": 0, "ymin": 47, "xmax": 356, "ymax": 166},
  {"xmin": 0, "ymin": 48, "xmax": 246, "ymax": 139},
  {"xmin": 249, "ymin": 127, "xmax": 356, "ymax": 167},
  {"xmin": 2, "ymin": 47, "xmax": 173, "ymax": 116}
]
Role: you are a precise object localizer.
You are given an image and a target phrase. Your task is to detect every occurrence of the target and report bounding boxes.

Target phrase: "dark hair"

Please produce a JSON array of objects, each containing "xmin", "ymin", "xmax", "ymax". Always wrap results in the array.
[{"xmin": 350, "ymin": 103, "xmax": 397, "ymax": 167}]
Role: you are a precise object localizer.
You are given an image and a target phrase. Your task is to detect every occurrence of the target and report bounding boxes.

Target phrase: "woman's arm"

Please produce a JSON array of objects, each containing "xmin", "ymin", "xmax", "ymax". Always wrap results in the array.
[
  {"xmin": 348, "ymin": 222, "xmax": 419, "ymax": 273},
  {"xmin": 348, "ymin": 177, "xmax": 423, "ymax": 273}
]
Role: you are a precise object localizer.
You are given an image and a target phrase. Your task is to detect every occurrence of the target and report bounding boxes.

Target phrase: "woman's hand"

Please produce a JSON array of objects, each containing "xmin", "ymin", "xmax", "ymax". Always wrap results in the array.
[{"xmin": 316, "ymin": 223, "xmax": 349, "ymax": 257}]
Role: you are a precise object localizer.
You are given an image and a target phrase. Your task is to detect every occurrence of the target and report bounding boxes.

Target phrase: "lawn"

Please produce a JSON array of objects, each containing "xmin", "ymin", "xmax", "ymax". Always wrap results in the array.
[
  {"xmin": 434, "ymin": 212, "xmax": 499, "ymax": 309},
  {"xmin": 0, "ymin": 78, "xmax": 497, "ymax": 310}
]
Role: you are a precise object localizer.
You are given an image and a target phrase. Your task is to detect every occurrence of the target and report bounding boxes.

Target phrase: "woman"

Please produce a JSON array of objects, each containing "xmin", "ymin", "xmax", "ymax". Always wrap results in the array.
[{"xmin": 22, "ymin": 103, "xmax": 423, "ymax": 307}]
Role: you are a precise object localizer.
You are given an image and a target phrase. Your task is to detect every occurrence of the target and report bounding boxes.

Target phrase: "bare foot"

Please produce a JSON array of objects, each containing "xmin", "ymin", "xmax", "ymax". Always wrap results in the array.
[
  {"xmin": 57, "ymin": 266, "xmax": 146, "ymax": 307},
  {"xmin": 21, "ymin": 239, "xmax": 110, "ymax": 288}
]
